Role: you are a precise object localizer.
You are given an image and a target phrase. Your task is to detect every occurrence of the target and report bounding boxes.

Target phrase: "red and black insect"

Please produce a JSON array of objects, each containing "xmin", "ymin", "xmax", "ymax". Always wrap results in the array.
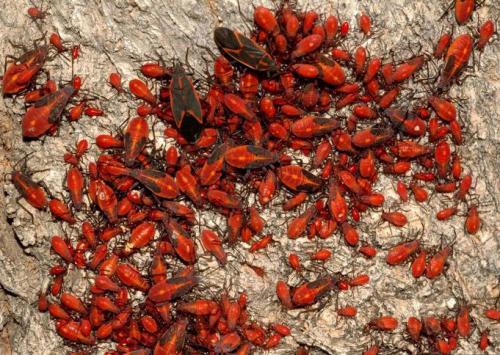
[
  {"xmin": 214, "ymin": 27, "xmax": 277, "ymax": 72},
  {"xmin": 22, "ymin": 85, "xmax": 75, "ymax": 139},
  {"xmin": 10, "ymin": 170, "xmax": 48, "ymax": 210},
  {"xmin": 169, "ymin": 63, "xmax": 204, "ymax": 142},
  {"xmin": 438, "ymin": 34, "xmax": 473, "ymax": 88},
  {"xmin": 3, "ymin": 45, "xmax": 49, "ymax": 96},
  {"xmin": 123, "ymin": 116, "xmax": 149, "ymax": 166},
  {"xmin": 15, "ymin": 1, "xmax": 494, "ymax": 354},
  {"xmin": 224, "ymin": 145, "xmax": 278, "ymax": 169}
]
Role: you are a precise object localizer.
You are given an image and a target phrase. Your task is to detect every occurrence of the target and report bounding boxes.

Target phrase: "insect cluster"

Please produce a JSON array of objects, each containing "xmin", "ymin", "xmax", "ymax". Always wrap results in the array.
[{"xmin": 2, "ymin": 0, "xmax": 498, "ymax": 354}]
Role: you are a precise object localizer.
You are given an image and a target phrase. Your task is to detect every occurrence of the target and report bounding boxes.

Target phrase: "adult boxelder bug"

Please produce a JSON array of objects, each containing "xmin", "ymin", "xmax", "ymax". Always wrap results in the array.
[
  {"xmin": 170, "ymin": 63, "xmax": 203, "ymax": 142},
  {"xmin": 214, "ymin": 27, "xmax": 277, "ymax": 72}
]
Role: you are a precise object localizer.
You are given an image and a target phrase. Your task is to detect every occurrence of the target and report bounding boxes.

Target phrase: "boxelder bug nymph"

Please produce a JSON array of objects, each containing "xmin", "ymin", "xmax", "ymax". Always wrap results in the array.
[
  {"xmin": 22, "ymin": 85, "xmax": 75, "ymax": 138},
  {"xmin": 10, "ymin": 171, "xmax": 47, "ymax": 210},
  {"xmin": 438, "ymin": 34, "xmax": 473, "ymax": 88},
  {"xmin": 3, "ymin": 45, "xmax": 49, "ymax": 96}
]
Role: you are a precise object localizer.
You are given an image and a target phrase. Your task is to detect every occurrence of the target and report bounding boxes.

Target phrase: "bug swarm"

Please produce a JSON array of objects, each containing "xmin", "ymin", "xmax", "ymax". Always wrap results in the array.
[{"xmin": 2, "ymin": 1, "xmax": 497, "ymax": 354}]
